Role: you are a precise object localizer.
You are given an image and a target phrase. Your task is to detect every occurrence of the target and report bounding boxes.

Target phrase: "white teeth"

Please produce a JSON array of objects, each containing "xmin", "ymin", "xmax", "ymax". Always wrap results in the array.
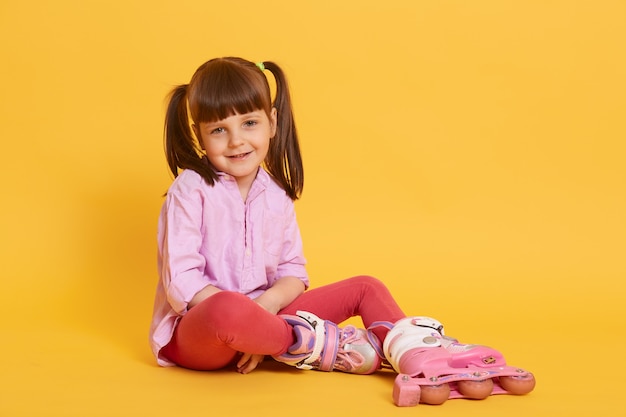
[{"xmin": 230, "ymin": 152, "xmax": 249, "ymax": 158}]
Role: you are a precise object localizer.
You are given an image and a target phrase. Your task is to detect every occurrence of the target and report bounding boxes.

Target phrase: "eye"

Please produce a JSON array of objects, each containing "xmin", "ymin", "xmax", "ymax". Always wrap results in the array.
[
  {"xmin": 210, "ymin": 127, "xmax": 225, "ymax": 135},
  {"xmin": 243, "ymin": 119, "xmax": 258, "ymax": 128}
]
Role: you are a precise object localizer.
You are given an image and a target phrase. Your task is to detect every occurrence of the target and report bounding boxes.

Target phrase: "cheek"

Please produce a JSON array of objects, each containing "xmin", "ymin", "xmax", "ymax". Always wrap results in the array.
[
  {"xmin": 258, "ymin": 139, "xmax": 271, "ymax": 155},
  {"xmin": 202, "ymin": 140, "xmax": 223, "ymax": 156},
  {"xmin": 259, "ymin": 132, "xmax": 272, "ymax": 150}
]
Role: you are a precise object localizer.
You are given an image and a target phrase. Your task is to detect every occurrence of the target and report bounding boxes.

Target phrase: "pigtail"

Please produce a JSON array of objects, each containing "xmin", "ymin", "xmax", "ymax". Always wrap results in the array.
[
  {"xmin": 164, "ymin": 84, "xmax": 218, "ymax": 185},
  {"xmin": 262, "ymin": 61, "xmax": 304, "ymax": 200}
]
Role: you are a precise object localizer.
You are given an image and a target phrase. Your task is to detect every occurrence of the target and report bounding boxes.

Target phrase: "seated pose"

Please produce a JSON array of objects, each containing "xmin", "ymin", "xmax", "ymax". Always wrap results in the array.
[{"xmin": 149, "ymin": 57, "xmax": 535, "ymax": 406}]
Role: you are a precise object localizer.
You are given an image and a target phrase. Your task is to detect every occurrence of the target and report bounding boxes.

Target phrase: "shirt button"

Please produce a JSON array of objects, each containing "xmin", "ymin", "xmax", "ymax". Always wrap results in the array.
[{"xmin": 245, "ymin": 249, "xmax": 251, "ymax": 256}]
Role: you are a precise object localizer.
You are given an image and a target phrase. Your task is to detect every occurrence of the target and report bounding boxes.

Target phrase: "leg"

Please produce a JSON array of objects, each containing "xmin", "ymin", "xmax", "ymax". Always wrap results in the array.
[
  {"xmin": 161, "ymin": 291, "xmax": 293, "ymax": 370},
  {"xmin": 279, "ymin": 275, "xmax": 405, "ymax": 342},
  {"xmin": 273, "ymin": 276, "xmax": 406, "ymax": 373}
]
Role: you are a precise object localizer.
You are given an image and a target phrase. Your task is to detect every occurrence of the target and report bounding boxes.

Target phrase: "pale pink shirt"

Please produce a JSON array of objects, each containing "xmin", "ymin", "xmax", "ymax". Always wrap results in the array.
[{"xmin": 149, "ymin": 168, "xmax": 309, "ymax": 366}]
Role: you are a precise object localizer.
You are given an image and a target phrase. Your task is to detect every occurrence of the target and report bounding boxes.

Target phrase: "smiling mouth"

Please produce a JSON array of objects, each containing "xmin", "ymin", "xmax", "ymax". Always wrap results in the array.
[{"xmin": 228, "ymin": 151, "xmax": 252, "ymax": 159}]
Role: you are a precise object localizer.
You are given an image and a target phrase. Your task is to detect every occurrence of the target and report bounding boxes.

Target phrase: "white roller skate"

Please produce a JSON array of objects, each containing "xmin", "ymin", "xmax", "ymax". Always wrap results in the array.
[
  {"xmin": 273, "ymin": 311, "xmax": 382, "ymax": 374},
  {"xmin": 382, "ymin": 317, "xmax": 536, "ymax": 406}
]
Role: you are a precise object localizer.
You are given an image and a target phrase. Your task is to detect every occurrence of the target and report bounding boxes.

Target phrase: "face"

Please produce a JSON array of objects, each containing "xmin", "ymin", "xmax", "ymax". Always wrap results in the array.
[{"xmin": 195, "ymin": 108, "xmax": 277, "ymax": 194}]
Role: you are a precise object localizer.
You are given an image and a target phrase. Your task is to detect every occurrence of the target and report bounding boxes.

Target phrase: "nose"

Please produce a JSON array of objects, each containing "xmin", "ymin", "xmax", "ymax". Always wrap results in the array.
[{"xmin": 228, "ymin": 129, "xmax": 245, "ymax": 148}]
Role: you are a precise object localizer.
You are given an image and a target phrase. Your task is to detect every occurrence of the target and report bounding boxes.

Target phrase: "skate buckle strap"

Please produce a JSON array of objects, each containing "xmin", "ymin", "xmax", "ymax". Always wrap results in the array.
[
  {"xmin": 317, "ymin": 322, "xmax": 339, "ymax": 371},
  {"xmin": 367, "ymin": 321, "xmax": 393, "ymax": 359},
  {"xmin": 293, "ymin": 311, "xmax": 369, "ymax": 373},
  {"xmin": 318, "ymin": 323, "xmax": 367, "ymax": 372},
  {"xmin": 296, "ymin": 311, "xmax": 326, "ymax": 370}
]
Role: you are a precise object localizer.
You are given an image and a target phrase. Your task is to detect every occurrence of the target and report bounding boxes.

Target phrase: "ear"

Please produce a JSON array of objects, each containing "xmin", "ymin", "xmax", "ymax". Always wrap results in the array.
[
  {"xmin": 192, "ymin": 124, "xmax": 205, "ymax": 150},
  {"xmin": 269, "ymin": 107, "xmax": 277, "ymax": 138}
]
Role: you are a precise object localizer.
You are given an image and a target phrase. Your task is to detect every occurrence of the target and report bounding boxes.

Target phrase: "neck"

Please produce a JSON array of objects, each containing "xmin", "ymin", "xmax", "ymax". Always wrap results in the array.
[{"xmin": 235, "ymin": 167, "xmax": 260, "ymax": 201}]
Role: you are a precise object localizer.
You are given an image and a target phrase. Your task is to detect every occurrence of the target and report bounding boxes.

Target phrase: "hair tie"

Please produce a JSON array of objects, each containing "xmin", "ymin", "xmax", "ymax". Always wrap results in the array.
[{"xmin": 256, "ymin": 62, "xmax": 265, "ymax": 72}]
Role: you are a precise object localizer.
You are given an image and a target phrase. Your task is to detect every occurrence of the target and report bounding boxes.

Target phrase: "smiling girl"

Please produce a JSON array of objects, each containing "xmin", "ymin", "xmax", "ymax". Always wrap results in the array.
[
  {"xmin": 148, "ymin": 58, "xmax": 535, "ymax": 408},
  {"xmin": 149, "ymin": 57, "xmax": 405, "ymax": 374}
]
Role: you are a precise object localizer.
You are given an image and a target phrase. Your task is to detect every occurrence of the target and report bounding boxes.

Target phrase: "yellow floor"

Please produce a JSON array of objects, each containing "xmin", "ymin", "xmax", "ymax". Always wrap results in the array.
[{"xmin": 2, "ymin": 300, "xmax": 623, "ymax": 417}]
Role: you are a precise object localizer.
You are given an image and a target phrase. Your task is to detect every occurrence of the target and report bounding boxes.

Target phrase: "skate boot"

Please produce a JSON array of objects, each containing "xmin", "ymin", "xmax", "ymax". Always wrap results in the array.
[
  {"xmin": 273, "ymin": 311, "xmax": 382, "ymax": 374},
  {"xmin": 383, "ymin": 317, "xmax": 535, "ymax": 406}
]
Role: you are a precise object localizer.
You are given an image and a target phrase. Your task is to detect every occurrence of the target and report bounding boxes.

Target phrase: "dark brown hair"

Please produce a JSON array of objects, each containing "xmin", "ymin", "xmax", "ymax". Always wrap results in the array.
[{"xmin": 164, "ymin": 57, "xmax": 303, "ymax": 200}]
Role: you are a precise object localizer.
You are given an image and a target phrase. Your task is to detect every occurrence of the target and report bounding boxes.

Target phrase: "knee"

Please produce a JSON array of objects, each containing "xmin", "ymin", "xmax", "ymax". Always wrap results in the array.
[
  {"xmin": 352, "ymin": 274, "xmax": 385, "ymax": 286},
  {"xmin": 202, "ymin": 291, "xmax": 249, "ymax": 310},
  {"xmin": 192, "ymin": 291, "xmax": 252, "ymax": 323},
  {"xmin": 350, "ymin": 275, "xmax": 389, "ymax": 292}
]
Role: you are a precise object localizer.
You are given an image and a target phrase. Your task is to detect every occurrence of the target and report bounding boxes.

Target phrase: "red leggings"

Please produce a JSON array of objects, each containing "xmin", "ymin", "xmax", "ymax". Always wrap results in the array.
[{"xmin": 161, "ymin": 275, "xmax": 405, "ymax": 370}]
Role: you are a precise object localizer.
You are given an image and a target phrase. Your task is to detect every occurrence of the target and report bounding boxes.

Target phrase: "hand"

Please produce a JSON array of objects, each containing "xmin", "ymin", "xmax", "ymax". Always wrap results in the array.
[
  {"xmin": 252, "ymin": 277, "xmax": 306, "ymax": 315},
  {"xmin": 254, "ymin": 296, "xmax": 280, "ymax": 315},
  {"xmin": 237, "ymin": 353, "xmax": 265, "ymax": 374}
]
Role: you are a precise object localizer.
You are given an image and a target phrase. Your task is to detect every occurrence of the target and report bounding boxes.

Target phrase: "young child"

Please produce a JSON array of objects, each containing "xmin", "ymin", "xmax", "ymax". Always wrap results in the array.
[
  {"xmin": 149, "ymin": 56, "xmax": 405, "ymax": 374},
  {"xmin": 149, "ymin": 57, "xmax": 535, "ymax": 405}
]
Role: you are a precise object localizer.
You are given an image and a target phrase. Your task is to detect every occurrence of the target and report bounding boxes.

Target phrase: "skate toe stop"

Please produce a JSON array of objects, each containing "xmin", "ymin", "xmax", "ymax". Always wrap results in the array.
[{"xmin": 393, "ymin": 374, "xmax": 421, "ymax": 407}]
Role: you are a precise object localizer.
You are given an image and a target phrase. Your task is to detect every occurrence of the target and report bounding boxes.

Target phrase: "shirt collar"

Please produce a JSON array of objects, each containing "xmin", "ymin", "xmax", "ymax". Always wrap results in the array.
[
  {"xmin": 217, "ymin": 168, "xmax": 270, "ymax": 198},
  {"xmin": 217, "ymin": 168, "xmax": 270, "ymax": 183}
]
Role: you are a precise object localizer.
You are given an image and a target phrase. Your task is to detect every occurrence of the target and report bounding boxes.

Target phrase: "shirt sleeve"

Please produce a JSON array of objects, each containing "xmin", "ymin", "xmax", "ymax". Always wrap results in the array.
[
  {"xmin": 275, "ymin": 197, "xmax": 309, "ymax": 288},
  {"xmin": 158, "ymin": 182, "xmax": 209, "ymax": 315}
]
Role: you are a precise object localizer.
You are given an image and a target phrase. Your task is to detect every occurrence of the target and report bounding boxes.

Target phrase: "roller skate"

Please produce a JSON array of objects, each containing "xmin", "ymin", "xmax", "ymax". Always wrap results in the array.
[
  {"xmin": 382, "ymin": 317, "xmax": 536, "ymax": 407},
  {"xmin": 273, "ymin": 311, "xmax": 382, "ymax": 374}
]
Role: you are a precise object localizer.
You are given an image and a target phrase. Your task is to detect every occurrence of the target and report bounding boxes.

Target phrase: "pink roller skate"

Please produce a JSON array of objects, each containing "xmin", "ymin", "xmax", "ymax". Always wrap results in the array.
[
  {"xmin": 383, "ymin": 317, "xmax": 536, "ymax": 406},
  {"xmin": 273, "ymin": 311, "xmax": 381, "ymax": 374}
]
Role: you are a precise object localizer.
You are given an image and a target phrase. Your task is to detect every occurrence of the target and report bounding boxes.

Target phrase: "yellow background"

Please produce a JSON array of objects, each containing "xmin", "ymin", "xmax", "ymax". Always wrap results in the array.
[{"xmin": 1, "ymin": 0, "xmax": 624, "ymax": 416}]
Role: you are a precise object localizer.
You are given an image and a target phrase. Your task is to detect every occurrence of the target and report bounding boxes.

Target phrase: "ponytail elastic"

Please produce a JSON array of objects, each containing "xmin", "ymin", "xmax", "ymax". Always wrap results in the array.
[{"xmin": 256, "ymin": 62, "xmax": 265, "ymax": 72}]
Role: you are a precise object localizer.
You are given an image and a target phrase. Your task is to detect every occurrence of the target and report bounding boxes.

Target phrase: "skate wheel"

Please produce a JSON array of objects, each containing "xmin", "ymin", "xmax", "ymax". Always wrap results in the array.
[
  {"xmin": 420, "ymin": 384, "xmax": 450, "ymax": 405},
  {"xmin": 499, "ymin": 373, "xmax": 536, "ymax": 395},
  {"xmin": 457, "ymin": 378, "xmax": 494, "ymax": 400}
]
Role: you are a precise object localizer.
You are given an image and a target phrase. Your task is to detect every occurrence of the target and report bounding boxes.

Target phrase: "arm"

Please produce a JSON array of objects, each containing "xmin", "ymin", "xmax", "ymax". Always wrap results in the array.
[
  {"xmin": 188, "ymin": 284, "xmax": 222, "ymax": 309},
  {"xmin": 189, "ymin": 275, "xmax": 305, "ymax": 312},
  {"xmin": 159, "ymin": 179, "xmax": 211, "ymax": 315},
  {"xmin": 253, "ymin": 276, "xmax": 305, "ymax": 314}
]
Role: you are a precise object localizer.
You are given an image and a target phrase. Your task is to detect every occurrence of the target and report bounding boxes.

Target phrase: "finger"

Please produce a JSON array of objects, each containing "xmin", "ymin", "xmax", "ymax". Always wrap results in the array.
[
  {"xmin": 239, "ymin": 357, "xmax": 260, "ymax": 374},
  {"xmin": 237, "ymin": 353, "xmax": 251, "ymax": 370},
  {"xmin": 238, "ymin": 362, "xmax": 255, "ymax": 374},
  {"xmin": 238, "ymin": 355, "xmax": 265, "ymax": 374}
]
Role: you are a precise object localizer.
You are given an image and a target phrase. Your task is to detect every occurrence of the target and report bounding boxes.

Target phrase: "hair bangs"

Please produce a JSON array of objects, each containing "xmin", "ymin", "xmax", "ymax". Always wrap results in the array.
[{"xmin": 188, "ymin": 59, "xmax": 271, "ymax": 124}]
